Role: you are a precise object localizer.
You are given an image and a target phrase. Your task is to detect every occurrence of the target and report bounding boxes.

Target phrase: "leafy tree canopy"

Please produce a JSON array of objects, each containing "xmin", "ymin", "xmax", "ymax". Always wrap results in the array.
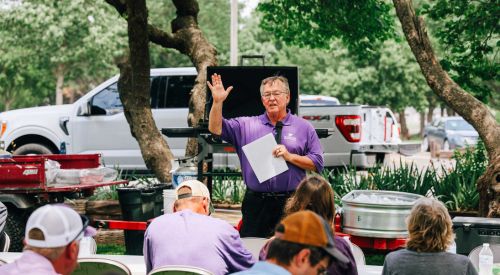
[
  {"xmin": 257, "ymin": 0, "xmax": 395, "ymax": 57},
  {"xmin": 422, "ymin": 0, "xmax": 499, "ymax": 105}
]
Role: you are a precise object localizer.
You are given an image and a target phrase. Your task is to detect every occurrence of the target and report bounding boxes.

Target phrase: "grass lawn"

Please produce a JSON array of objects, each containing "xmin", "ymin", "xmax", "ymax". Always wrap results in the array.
[{"xmin": 96, "ymin": 244, "xmax": 126, "ymax": 255}]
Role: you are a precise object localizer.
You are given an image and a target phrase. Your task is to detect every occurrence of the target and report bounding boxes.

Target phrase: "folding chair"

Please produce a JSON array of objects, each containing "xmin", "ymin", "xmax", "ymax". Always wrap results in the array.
[
  {"xmin": 78, "ymin": 236, "xmax": 97, "ymax": 256},
  {"xmin": 72, "ymin": 258, "xmax": 132, "ymax": 275},
  {"xmin": 148, "ymin": 265, "xmax": 214, "ymax": 275},
  {"xmin": 0, "ymin": 232, "xmax": 10, "ymax": 252},
  {"xmin": 240, "ymin": 237, "xmax": 269, "ymax": 259},
  {"xmin": 350, "ymin": 243, "xmax": 366, "ymax": 266}
]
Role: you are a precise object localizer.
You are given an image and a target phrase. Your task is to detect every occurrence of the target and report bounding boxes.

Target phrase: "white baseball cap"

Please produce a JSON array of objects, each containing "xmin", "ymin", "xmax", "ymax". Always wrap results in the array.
[
  {"xmin": 176, "ymin": 180, "xmax": 214, "ymax": 214},
  {"xmin": 25, "ymin": 204, "xmax": 96, "ymax": 248}
]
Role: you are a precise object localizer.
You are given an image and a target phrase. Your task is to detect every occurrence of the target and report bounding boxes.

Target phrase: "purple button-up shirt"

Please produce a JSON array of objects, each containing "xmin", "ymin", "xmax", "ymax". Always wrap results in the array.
[
  {"xmin": 144, "ymin": 210, "xmax": 255, "ymax": 275},
  {"xmin": 0, "ymin": 250, "xmax": 60, "ymax": 275},
  {"xmin": 221, "ymin": 111, "xmax": 324, "ymax": 192}
]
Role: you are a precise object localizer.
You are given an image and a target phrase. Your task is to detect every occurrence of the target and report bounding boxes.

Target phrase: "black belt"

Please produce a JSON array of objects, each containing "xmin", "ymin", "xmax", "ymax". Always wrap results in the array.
[{"xmin": 246, "ymin": 189, "xmax": 295, "ymax": 198}]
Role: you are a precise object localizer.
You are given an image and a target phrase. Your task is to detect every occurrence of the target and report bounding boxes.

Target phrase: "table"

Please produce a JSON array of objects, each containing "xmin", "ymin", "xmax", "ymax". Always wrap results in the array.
[
  {"xmin": 0, "ymin": 252, "xmax": 383, "ymax": 275},
  {"xmin": 359, "ymin": 265, "xmax": 384, "ymax": 275}
]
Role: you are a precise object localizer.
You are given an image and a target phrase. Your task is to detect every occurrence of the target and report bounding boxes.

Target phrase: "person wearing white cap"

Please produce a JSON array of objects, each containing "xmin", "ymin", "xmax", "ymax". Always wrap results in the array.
[
  {"xmin": 0, "ymin": 204, "xmax": 96, "ymax": 275},
  {"xmin": 144, "ymin": 179, "xmax": 255, "ymax": 275}
]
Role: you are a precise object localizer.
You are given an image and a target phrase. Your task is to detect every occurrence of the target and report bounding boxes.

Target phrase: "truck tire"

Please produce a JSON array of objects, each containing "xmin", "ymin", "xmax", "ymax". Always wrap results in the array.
[
  {"xmin": 421, "ymin": 136, "xmax": 430, "ymax": 152},
  {"xmin": 13, "ymin": 143, "xmax": 53, "ymax": 155},
  {"xmin": 5, "ymin": 208, "xmax": 30, "ymax": 252},
  {"xmin": 375, "ymin": 153, "xmax": 386, "ymax": 165}
]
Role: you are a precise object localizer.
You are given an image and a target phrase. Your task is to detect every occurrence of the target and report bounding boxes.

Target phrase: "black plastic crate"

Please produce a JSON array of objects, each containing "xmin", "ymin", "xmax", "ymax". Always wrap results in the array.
[{"xmin": 452, "ymin": 216, "xmax": 500, "ymax": 255}]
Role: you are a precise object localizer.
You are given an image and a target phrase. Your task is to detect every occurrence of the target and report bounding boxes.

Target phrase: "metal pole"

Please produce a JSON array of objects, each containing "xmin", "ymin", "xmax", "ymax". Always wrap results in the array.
[{"xmin": 230, "ymin": 0, "xmax": 238, "ymax": 66}]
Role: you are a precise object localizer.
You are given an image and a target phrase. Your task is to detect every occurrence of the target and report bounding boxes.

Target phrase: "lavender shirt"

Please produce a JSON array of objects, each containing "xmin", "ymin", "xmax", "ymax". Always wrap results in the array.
[
  {"xmin": 221, "ymin": 111, "xmax": 324, "ymax": 192},
  {"xmin": 0, "ymin": 250, "xmax": 60, "ymax": 275},
  {"xmin": 144, "ymin": 210, "xmax": 255, "ymax": 275}
]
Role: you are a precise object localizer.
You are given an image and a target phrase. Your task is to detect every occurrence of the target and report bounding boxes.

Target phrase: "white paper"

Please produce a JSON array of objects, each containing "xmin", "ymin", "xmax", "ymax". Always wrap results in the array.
[{"xmin": 242, "ymin": 133, "xmax": 289, "ymax": 183}]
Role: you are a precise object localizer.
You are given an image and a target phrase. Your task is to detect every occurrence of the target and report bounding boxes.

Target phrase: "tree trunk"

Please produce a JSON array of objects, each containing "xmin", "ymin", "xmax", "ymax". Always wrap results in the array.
[
  {"xmin": 427, "ymin": 104, "xmax": 434, "ymax": 123},
  {"xmin": 398, "ymin": 110, "xmax": 410, "ymax": 140},
  {"xmin": 169, "ymin": 0, "xmax": 218, "ymax": 157},
  {"xmin": 419, "ymin": 111, "xmax": 425, "ymax": 138},
  {"xmin": 55, "ymin": 63, "xmax": 65, "ymax": 105},
  {"xmin": 118, "ymin": 0, "xmax": 173, "ymax": 183},
  {"xmin": 393, "ymin": 0, "xmax": 500, "ymax": 217},
  {"xmin": 107, "ymin": 0, "xmax": 218, "ymax": 160}
]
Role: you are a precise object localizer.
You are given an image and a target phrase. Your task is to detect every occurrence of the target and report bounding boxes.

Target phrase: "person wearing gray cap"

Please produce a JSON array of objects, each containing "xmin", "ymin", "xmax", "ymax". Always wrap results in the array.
[
  {"xmin": 0, "ymin": 204, "xmax": 95, "ymax": 275},
  {"xmin": 144, "ymin": 180, "xmax": 255, "ymax": 275}
]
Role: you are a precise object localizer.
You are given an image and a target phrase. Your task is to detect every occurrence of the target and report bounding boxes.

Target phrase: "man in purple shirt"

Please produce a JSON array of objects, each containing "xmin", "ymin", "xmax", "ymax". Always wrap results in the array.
[
  {"xmin": 207, "ymin": 74, "xmax": 323, "ymax": 237},
  {"xmin": 144, "ymin": 180, "xmax": 255, "ymax": 274},
  {"xmin": 0, "ymin": 204, "xmax": 95, "ymax": 275}
]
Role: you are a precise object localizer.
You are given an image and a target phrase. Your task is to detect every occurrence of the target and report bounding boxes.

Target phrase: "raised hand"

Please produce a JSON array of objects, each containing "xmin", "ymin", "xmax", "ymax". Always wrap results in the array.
[{"xmin": 207, "ymin": 73, "xmax": 233, "ymax": 104}]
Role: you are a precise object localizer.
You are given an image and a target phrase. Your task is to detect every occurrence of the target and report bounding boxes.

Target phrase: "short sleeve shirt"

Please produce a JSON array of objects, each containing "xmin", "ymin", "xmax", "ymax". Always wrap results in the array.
[
  {"xmin": 221, "ymin": 111, "xmax": 324, "ymax": 192},
  {"xmin": 144, "ymin": 210, "xmax": 255, "ymax": 275}
]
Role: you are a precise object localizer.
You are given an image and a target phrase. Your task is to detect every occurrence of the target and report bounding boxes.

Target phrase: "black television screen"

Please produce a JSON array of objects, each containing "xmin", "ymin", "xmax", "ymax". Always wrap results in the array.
[{"xmin": 205, "ymin": 66, "xmax": 299, "ymax": 121}]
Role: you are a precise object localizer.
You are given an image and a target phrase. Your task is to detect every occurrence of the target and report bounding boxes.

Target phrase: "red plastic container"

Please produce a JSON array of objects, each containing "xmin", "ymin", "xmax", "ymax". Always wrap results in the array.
[{"xmin": 0, "ymin": 154, "xmax": 126, "ymax": 193}]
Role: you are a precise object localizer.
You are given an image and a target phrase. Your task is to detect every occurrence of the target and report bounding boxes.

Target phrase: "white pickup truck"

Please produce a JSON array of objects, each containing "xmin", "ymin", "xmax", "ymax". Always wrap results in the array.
[{"xmin": 0, "ymin": 67, "xmax": 412, "ymax": 171}]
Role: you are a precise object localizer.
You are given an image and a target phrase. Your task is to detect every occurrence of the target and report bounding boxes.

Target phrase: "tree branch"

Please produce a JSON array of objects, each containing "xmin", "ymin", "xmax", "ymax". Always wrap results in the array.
[{"xmin": 393, "ymin": 0, "xmax": 500, "ymax": 159}]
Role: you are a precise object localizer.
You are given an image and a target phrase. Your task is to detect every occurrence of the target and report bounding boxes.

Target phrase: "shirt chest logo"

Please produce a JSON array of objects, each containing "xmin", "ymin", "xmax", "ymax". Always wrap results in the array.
[{"xmin": 283, "ymin": 132, "xmax": 296, "ymax": 142}]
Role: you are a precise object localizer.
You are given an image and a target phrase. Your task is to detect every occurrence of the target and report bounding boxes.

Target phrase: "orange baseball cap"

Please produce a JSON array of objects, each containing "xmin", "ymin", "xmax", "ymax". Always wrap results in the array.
[{"xmin": 275, "ymin": 210, "xmax": 349, "ymax": 264}]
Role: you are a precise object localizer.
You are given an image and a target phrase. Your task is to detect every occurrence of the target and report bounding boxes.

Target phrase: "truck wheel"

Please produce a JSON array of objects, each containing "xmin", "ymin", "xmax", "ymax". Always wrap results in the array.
[
  {"xmin": 375, "ymin": 153, "xmax": 386, "ymax": 165},
  {"xmin": 421, "ymin": 136, "xmax": 430, "ymax": 152},
  {"xmin": 13, "ymin": 143, "xmax": 53, "ymax": 155},
  {"xmin": 5, "ymin": 208, "xmax": 29, "ymax": 252}
]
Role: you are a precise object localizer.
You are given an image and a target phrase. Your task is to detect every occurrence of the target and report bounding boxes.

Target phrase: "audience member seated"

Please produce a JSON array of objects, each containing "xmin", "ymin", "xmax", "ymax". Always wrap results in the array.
[
  {"xmin": 382, "ymin": 197, "xmax": 477, "ymax": 275},
  {"xmin": 233, "ymin": 210, "xmax": 349, "ymax": 275},
  {"xmin": 0, "ymin": 204, "xmax": 95, "ymax": 275},
  {"xmin": 259, "ymin": 175, "xmax": 358, "ymax": 275},
  {"xmin": 144, "ymin": 180, "xmax": 255, "ymax": 275}
]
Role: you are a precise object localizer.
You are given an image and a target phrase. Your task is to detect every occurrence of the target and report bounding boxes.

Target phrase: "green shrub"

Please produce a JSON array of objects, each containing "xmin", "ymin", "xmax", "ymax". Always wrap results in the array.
[
  {"xmin": 327, "ymin": 141, "xmax": 488, "ymax": 212},
  {"xmin": 430, "ymin": 141, "xmax": 486, "ymax": 211}
]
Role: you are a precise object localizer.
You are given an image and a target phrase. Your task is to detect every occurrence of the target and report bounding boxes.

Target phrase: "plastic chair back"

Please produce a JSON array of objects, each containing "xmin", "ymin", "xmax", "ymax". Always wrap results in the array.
[
  {"xmin": 468, "ymin": 244, "xmax": 500, "ymax": 270},
  {"xmin": 240, "ymin": 237, "xmax": 268, "ymax": 259},
  {"xmin": 73, "ymin": 258, "xmax": 132, "ymax": 275},
  {"xmin": 148, "ymin": 265, "xmax": 214, "ymax": 275},
  {"xmin": 78, "ymin": 236, "xmax": 97, "ymax": 256},
  {"xmin": 0, "ymin": 232, "xmax": 10, "ymax": 252},
  {"xmin": 351, "ymin": 243, "xmax": 365, "ymax": 266}
]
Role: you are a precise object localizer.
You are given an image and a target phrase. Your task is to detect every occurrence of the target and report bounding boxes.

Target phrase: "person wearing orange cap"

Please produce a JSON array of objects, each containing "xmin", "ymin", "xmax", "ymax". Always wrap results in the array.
[{"xmin": 234, "ymin": 210, "xmax": 349, "ymax": 275}]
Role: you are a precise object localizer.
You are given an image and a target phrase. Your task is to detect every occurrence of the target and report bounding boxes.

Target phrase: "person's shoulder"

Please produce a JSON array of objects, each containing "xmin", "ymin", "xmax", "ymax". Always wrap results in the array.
[
  {"xmin": 443, "ymin": 252, "xmax": 473, "ymax": 263},
  {"xmin": 289, "ymin": 114, "xmax": 314, "ymax": 128},
  {"xmin": 385, "ymin": 248, "xmax": 410, "ymax": 260},
  {"xmin": 333, "ymin": 236, "xmax": 351, "ymax": 252}
]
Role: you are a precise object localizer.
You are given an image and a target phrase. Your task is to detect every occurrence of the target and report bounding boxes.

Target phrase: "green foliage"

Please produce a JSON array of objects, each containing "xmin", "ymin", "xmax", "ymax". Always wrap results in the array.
[
  {"xmin": 329, "ymin": 141, "xmax": 488, "ymax": 211},
  {"xmin": 211, "ymin": 170, "xmax": 246, "ymax": 204},
  {"xmin": 96, "ymin": 244, "xmax": 126, "ymax": 255},
  {"xmin": 431, "ymin": 141, "xmax": 487, "ymax": 211},
  {"xmin": 0, "ymin": 0, "xmax": 127, "ymax": 109},
  {"xmin": 257, "ymin": 0, "xmax": 395, "ymax": 57},
  {"xmin": 88, "ymin": 184, "xmax": 122, "ymax": 201},
  {"xmin": 423, "ymin": 0, "xmax": 499, "ymax": 105}
]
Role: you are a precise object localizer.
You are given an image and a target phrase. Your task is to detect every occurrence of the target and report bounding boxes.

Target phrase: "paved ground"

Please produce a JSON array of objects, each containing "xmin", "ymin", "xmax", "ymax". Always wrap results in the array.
[
  {"xmin": 212, "ymin": 208, "xmax": 241, "ymax": 226},
  {"xmin": 385, "ymin": 151, "xmax": 455, "ymax": 173}
]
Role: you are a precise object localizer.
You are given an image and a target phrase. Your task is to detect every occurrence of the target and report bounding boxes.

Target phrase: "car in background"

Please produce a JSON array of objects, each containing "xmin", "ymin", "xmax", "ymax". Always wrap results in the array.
[{"xmin": 422, "ymin": 116, "xmax": 479, "ymax": 151}]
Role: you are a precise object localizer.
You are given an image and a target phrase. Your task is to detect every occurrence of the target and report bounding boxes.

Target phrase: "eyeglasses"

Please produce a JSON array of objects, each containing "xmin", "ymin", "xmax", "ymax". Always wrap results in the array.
[
  {"xmin": 69, "ymin": 214, "xmax": 89, "ymax": 244},
  {"xmin": 262, "ymin": 91, "xmax": 287, "ymax": 99}
]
